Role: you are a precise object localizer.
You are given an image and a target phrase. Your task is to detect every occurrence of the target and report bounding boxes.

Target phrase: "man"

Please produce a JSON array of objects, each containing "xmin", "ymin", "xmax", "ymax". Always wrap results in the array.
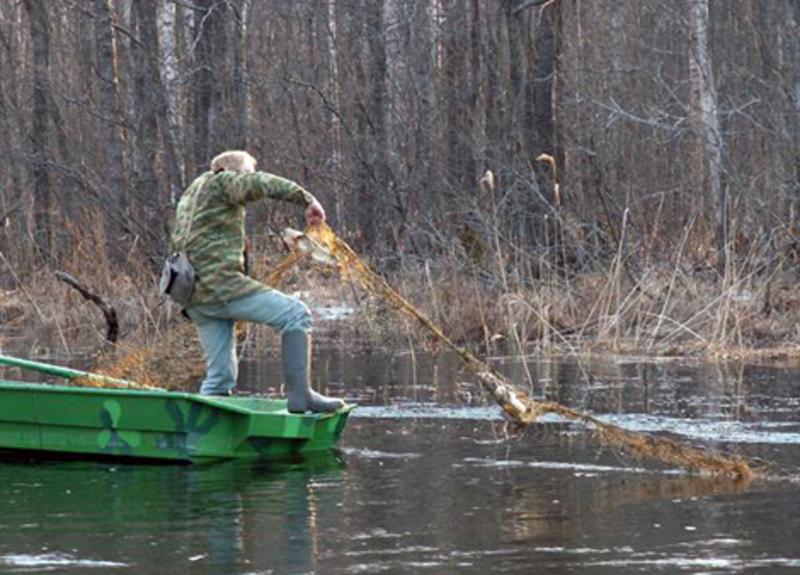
[{"xmin": 171, "ymin": 150, "xmax": 345, "ymax": 413}]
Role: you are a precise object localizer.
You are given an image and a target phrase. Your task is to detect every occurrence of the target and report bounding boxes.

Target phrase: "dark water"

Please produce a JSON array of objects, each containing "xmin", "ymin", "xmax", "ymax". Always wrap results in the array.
[{"xmin": 1, "ymin": 352, "xmax": 799, "ymax": 574}]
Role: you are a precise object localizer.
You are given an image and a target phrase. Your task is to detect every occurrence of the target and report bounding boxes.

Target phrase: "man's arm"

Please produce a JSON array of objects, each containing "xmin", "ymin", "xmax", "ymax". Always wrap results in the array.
[
  {"xmin": 227, "ymin": 171, "xmax": 326, "ymax": 224},
  {"xmin": 227, "ymin": 171, "xmax": 315, "ymax": 207}
]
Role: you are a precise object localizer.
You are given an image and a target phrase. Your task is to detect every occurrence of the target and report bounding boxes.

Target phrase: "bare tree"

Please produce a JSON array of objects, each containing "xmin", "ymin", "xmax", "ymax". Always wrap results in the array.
[
  {"xmin": 157, "ymin": 0, "xmax": 185, "ymax": 189},
  {"xmin": 326, "ymin": 0, "xmax": 344, "ymax": 225},
  {"xmin": 0, "ymin": 3, "xmax": 30, "ymax": 262},
  {"xmin": 192, "ymin": 0, "xmax": 226, "ymax": 168},
  {"xmin": 230, "ymin": 0, "xmax": 250, "ymax": 149},
  {"xmin": 22, "ymin": 0, "xmax": 53, "ymax": 260},
  {"xmin": 93, "ymin": 0, "xmax": 129, "ymax": 229},
  {"xmin": 0, "ymin": 0, "xmax": 797, "ymax": 293},
  {"xmin": 688, "ymin": 0, "xmax": 725, "ymax": 268}
]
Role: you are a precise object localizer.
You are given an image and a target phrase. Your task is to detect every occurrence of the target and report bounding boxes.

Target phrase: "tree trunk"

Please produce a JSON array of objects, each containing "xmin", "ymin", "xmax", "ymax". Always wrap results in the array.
[
  {"xmin": 353, "ymin": 0, "xmax": 390, "ymax": 246},
  {"xmin": 0, "ymin": 2, "xmax": 28, "ymax": 247},
  {"xmin": 130, "ymin": 0, "xmax": 160, "ymax": 224},
  {"xmin": 0, "ymin": 34, "xmax": 30, "ymax": 264},
  {"xmin": 533, "ymin": 2, "xmax": 555, "ymax": 157},
  {"xmin": 505, "ymin": 0, "xmax": 525, "ymax": 158},
  {"xmin": 157, "ymin": 0, "xmax": 185, "ymax": 188},
  {"xmin": 688, "ymin": 0, "xmax": 726, "ymax": 269},
  {"xmin": 551, "ymin": 0, "xmax": 565, "ymax": 189},
  {"xmin": 93, "ymin": 0, "xmax": 129, "ymax": 228},
  {"xmin": 483, "ymin": 2, "xmax": 502, "ymax": 165},
  {"xmin": 326, "ymin": 0, "xmax": 343, "ymax": 225},
  {"xmin": 192, "ymin": 0, "xmax": 227, "ymax": 168},
  {"xmin": 231, "ymin": 0, "xmax": 249, "ymax": 149},
  {"xmin": 414, "ymin": 0, "xmax": 435, "ymax": 184},
  {"xmin": 442, "ymin": 3, "xmax": 469, "ymax": 190},
  {"xmin": 22, "ymin": 0, "xmax": 52, "ymax": 261},
  {"xmin": 468, "ymin": 0, "xmax": 482, "ymax": 176},
  {"xmin": 366, "ymin": 0, "xmax": 390, "ymax": 196},
  {"xmin": 790, "ymin": 2, "xmax": 800, "ymax": 231}
]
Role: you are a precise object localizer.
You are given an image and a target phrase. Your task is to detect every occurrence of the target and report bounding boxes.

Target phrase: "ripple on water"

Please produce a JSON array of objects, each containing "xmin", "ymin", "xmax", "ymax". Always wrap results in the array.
[
  {"xmin": 455, "ymin": 457, "xmax": 677, "ymax": 476},
  {"xmin": 353, "ymin": 404, "xmax": 800, "ymax": 445},
  {"xmin": 0, "ymin": 553, "xmax": 128, "ymax": 570},
  {"xmin": 352, "ymin": 404, "xmax": 502, "ymax": 421},
  {"xmin": 339, "ymin": 447, "xmax": 422, "ymax": 460},
  {"xmin": 581, "ymin": 556, "xmax": 800, "ymax": 571},
  {"xmin": 605, "ymin": 414, "xmax": 800, "ymax": 445}
]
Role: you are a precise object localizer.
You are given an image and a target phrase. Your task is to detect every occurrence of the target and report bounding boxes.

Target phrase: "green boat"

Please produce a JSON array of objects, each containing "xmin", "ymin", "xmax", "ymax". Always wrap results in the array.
[{"xmin": 0, "ymin": 355, "xmax": 354, "ymax": 463}]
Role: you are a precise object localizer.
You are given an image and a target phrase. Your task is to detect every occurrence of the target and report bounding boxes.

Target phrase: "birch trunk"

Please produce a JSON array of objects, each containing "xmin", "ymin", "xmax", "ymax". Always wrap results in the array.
[
  {"xmin": 688, "ymin": 0, "xmax": 726, "ymax": 268},
  {"xmin": 157, "ymin": 0, "xmax": 185, "ymax": 186},
  {"xmin": 326, "ymin": 0, "xmax": 343, "ymax": 225}
]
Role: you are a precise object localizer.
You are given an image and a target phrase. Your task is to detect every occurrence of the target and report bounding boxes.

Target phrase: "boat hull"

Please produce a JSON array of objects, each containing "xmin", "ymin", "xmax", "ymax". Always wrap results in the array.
[{"xmin": 0, "ymin": 381, "xmax": 353, "ymax": 462}]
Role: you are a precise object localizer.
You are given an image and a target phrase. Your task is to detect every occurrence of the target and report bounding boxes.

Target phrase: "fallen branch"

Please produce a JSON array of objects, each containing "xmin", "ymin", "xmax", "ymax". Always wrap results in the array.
[{"xmin": 55, "ymin": 271, "xmax": 119, "ymax": 343}]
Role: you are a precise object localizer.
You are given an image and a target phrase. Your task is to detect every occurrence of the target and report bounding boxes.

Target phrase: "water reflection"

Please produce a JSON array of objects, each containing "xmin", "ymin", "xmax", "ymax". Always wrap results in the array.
[{"xmin": 0, "ymin": 452, "xmax": 344, "ymax": 574}]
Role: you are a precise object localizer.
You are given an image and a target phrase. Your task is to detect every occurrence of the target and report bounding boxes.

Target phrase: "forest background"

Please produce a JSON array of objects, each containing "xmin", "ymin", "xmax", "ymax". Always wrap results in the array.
[{"xmin": 1, "ymin": 0, "xmax": 799, "ymax": 358}]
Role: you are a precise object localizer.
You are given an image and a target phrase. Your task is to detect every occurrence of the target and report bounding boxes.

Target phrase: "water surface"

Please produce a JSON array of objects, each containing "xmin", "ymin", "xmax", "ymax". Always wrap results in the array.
[{"xmin": 1, "ymin": 352, "xmax": 799, "ymax": 574}]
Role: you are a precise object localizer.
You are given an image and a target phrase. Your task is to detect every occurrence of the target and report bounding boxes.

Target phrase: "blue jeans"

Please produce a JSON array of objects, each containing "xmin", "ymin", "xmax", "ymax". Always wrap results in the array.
[{"xmin": 186, "ymin": 289, "xmax": 312, "ymax": 395}]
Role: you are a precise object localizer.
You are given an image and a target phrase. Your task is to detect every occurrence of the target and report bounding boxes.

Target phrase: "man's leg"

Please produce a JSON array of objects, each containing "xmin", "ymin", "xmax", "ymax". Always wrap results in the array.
[
  {"xmin": 227, "ymin": 289, "xmax": 344, "ymax": 412},
  {"xmin": 187, "ymin": 308, "xmax": 237, "ymax": 396},
  {"xmin": 224, "ymin": 288, "xmax": 312, "ymax": 333},
  {"xmin": 280, "ymin": 329, "xmax": 344, "ymax": 413}
]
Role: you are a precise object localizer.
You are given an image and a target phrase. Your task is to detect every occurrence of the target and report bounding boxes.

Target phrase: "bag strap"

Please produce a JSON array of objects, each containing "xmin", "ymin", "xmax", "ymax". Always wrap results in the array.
[{"xmin": 178, "ymin": 174, "xmax": 211, "ymax": 252}]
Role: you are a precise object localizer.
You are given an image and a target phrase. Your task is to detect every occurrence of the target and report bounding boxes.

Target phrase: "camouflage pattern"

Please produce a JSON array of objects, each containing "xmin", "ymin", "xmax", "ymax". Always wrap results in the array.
[
  {"xmin": 0, "ymin": 380, "xmax": 353, "ymax": 462},
  {"xmin": 171, "ymin": 170, "xmax": 316, "ymax": 305}
]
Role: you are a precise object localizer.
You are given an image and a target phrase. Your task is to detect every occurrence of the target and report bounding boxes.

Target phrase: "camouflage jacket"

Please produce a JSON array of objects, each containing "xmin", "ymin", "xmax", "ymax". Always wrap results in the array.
[{"xmin": 171, "ymin": 170, "xmax": 316, "ymax": 305}]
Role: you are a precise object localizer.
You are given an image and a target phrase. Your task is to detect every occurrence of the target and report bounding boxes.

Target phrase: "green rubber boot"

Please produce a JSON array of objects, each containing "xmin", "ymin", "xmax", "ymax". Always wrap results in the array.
[{"xmin": 282, "ymin": 331, "xmax": 345, "ymax": 413}]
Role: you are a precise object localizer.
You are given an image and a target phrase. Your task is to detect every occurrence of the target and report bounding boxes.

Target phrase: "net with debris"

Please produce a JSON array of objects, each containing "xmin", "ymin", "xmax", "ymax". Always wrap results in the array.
[{"xmin": 90, "ymin": 223, "xmax": 756, "ymax": 480}]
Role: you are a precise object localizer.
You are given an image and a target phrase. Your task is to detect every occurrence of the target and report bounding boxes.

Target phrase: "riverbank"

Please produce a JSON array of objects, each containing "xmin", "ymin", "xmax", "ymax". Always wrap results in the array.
[{"xmin": 1, "ymin": 255, "xmax": 800, "ymax": 365}]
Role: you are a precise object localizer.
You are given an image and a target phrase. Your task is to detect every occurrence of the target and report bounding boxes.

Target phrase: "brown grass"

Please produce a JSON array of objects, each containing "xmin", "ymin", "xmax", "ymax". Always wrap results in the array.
[{"xmin": 4, "ymin": 210, "xmax": 800, "ymax": 360}]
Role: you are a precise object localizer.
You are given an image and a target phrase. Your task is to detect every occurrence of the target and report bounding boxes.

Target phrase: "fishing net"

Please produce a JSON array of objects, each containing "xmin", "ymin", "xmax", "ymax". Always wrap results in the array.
[
  {"xmin": 90, "ymin": 223, "xmax": 755, "ymax": 479},
  {"xmin": 293, "ymin": 224, "xmax": 756, "ymax": 480}
]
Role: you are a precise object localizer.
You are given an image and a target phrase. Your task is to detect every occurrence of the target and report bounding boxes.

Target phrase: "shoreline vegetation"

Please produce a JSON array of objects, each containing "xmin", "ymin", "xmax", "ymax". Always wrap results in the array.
[
  {"xmin": 0, "ymin": 224, "xmax": 786, "ymax": 478},
  {"xmin": 2, "ymin": 229, "xmax": 799, "ymax": 368}
]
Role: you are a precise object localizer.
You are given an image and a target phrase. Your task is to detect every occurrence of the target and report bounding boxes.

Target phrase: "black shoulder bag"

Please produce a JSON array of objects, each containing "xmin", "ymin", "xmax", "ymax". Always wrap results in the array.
[{"xmin": 159, "ymin": 179, "xmax": 206, "ymax": 306}]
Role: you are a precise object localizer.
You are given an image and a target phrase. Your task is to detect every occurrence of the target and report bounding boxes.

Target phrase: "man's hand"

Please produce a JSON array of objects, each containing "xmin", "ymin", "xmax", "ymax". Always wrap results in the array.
[{"xmin": 305, "ymin": 199, "xmax": 326, "ymax": 225}]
